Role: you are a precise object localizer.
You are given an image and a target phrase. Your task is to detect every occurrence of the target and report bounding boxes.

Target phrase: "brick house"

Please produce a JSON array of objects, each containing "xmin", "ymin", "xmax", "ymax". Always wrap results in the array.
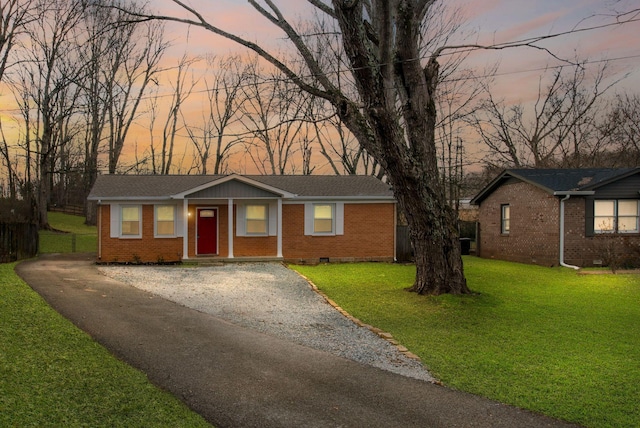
[
  {"xmin": 471, "ymin": 168, "xmax": 640, "ymax": 268},
  {"xmin": 87, "ymin": 174, "xmax": 397, "ymax": 264}
]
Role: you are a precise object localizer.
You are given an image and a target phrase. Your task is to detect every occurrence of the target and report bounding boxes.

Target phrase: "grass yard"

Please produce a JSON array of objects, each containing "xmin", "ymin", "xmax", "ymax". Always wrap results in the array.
[
  {"xmin": 2, "ymin": 212, "xmax": 210, "ymax": 426},
  {"xmin": 40, "ymin": 212, "xmax": 97, "ymax": 253},
  {"xmin": 292, "ymin": 258, "xmax": 640, "ymax": 428},
  {"xmin": 0, "ymin": 262, "xmax": 210, "ymax": 427}
]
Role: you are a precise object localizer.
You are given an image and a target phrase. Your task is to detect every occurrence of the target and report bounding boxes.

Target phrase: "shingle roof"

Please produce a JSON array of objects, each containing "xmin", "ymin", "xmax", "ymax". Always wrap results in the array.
[
  {"xmin": 508, "ymin": 168, "xmax": 636, "ymax": 192},
  {"xmin": 471, "ymin": 167, "xmax": 639, "ymax": 204},
  {"xmin": 88, "ymin": 174, "xmax": 394, "ymax": 200}
]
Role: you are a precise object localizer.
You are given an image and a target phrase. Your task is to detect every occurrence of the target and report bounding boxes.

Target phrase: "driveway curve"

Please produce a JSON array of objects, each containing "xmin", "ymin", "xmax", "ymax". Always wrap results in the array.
[
  {"xmin": 16, "ymin": 253, "xmax": 579, "ymax": 428},
  {"xmin": 96, "ymin": 262, "xmax": 434, "ymax": 382}
]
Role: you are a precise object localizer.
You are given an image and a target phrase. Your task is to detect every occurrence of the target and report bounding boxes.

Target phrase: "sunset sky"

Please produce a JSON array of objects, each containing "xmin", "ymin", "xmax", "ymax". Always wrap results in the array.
[
  {"xmin": 156, "ymin": 0, "xmax": 640, "ymax": 97},
  {"xmin": 146, "ymin": 0, "xmax": 640, "ymax": 171},
  {"xmin": 1, "ymin": 0, "xmax": 638, "ymax": 175}
]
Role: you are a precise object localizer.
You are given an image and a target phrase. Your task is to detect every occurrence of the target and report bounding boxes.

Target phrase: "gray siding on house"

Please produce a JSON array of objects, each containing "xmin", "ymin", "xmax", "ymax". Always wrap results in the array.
[
  {"xmin": 590, "ymin": 173, "xmax": 640, "ymax": 198},
  {"xmin": 185, "ymin": 180, "xmax": 280, "ymax": 199}
]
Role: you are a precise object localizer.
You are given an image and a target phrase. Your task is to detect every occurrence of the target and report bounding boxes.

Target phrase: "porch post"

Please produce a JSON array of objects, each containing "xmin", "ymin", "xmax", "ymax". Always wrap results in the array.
[
  {"xmin": 228, "ymin": 198, "xmax": 234, "ymax": 258},
  {"xmin": 182, "ymin": 199, "xmax": 189, "ymax": 260},
  {"xmin": 277, "ymin": 198, "xmax": 283, "ymax": 258}
]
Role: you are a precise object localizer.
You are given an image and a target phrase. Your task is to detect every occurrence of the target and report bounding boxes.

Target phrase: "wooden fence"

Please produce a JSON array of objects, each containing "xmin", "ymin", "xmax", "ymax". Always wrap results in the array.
[
  {"xmin": 396, "ymin": 221, "xmax": 477, "ymax": 263},
  {"xmin": 396, "ymin": 225, "xmax": 412, "ymax": 262},
  {"xmin": 0, "ymin": 223, "xmax": 38, "ymax": 263},
  {"xmin": 49, "ymin": 205, "xmax": 84, "ymax": 216}
]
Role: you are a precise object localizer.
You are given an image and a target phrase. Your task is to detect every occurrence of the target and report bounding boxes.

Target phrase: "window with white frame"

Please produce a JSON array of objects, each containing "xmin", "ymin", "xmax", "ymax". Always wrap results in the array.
[
  {"xmin": 314, "ymin": 204, "xmax": 334, "ymax": 234},
  {"xmin": 501, "ymin": 204, "xmax": 510, "ymax": 234},
  {"xmin": 121, "ymin": 205, "xmax": 141, "ymax": 236},
  {"xmin": 246, "ymin": 204, "xmax": 268, "ymax": 235},
  {"xmin": 594, "ymin": 200, "xmax": 639, "ymax": 233},
  {"xmin": 303, "ymin": 202, "xmax": 344, "ymax": 236},
  {"xmin": 155, "ymin": 205, "xmax": 176, "ymax": 236}
]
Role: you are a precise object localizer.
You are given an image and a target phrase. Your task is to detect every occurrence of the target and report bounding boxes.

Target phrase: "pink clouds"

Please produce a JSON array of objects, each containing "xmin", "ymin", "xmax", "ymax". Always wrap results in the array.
[{"xmin": 494, "ymin": 9, "xmax": 568, "ymax": 44}]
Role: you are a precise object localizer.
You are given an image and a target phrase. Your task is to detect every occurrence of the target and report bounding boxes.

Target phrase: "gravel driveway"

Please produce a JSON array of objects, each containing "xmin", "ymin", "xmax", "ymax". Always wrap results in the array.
[{"xmin": 97, "ymin": 263, "xmax": 434, "ymax": 382}]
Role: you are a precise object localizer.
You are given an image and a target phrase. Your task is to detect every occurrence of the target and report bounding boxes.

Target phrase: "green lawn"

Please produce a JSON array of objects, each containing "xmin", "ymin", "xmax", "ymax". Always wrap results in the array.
[
  {"xmin": 40, "ymin": 212, "xmax": 97, "ymax": 253},
  {"xmin": 291, "ymin": 258, "xmax": 640, "ymax": 428},
  {"xmin": 0, "ymin": 262, "xmax": 210, "ymax": 427},
  {"xmin": 3, "ymin": 212, "xmax": 210, "ymax": 426}
]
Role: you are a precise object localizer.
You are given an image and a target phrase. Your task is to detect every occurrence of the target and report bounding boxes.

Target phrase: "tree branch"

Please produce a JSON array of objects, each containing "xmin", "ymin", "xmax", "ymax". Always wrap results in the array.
[
  {"xmin": 431, "ymin": 12, "xmax": 640, "ymax": 64},
  {"xmin": 116, "ymin": 0, "xmax": 336, "ymax": 104},
  {"xmin": 307, "ymin": 0, "xmax": 337, "ymax": 18}
]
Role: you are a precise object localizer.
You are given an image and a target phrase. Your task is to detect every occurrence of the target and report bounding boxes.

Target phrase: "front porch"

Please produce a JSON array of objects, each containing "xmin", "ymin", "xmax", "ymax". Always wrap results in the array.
[{"xmin": 183, "ymin": 255, "xmax": 285, "ymax": 265}]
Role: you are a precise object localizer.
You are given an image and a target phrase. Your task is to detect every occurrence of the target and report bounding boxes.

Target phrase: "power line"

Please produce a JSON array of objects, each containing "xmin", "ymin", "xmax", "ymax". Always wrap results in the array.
[{"xmin": 1, "ymin": 15, "xmax": 638, "ymax": 111}]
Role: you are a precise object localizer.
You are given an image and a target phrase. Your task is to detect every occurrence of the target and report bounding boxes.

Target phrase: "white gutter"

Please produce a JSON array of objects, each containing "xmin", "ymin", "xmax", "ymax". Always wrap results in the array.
[
  {"xmin": 558, "ymin": 194, "xmax": 580, "ymax": 270},
  {"xmin": 554, "ymin": 190, "xmax": 595, "ymax": 270}
]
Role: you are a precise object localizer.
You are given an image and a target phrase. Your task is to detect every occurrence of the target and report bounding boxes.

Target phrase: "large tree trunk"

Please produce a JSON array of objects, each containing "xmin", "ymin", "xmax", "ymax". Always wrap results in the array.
[
  {"xmin": 400, "ymin": 184, "xmax": 468, "ymax": 294},
  {"xmin": 334, "ymin": 1, "xmax": 470, "ymax": 295}
]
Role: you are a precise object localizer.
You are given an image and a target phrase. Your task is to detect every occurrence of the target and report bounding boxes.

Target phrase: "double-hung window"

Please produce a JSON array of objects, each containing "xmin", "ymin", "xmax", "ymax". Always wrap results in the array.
[
  {"xmin": 594, "ymin": 200, "xmax": 639, "ymax": 233},
  {"xmin": 155, "ymin": 205, "xmax": 176, "ymax": 237},
  {"xmin": 121, "ymin": 206, "xmax": 141, "ymax": 237},
  {"xmin": 314, "ymin": 204, "xmax": 334, "ymax": 234},
  {"xmin": 501, "ymin": 204, "xmax": 510, "ymax": 234},
  {"xmin": 304, "ymin": 202, "xmax": 343, "ymax": 236},
  {"xmin": 246, "ymin": 204, "xmax": 268, "ymax": 235}
]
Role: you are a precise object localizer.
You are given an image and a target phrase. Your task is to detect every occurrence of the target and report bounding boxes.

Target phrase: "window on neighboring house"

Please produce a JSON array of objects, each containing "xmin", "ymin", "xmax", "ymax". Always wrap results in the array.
[
  {"xmin": 155, "ymin": 205, "xmax": 175, "ymax": 236},
  {"xmin": 121, "ymin": 205, "xmax": 141, "ymax": 236},
  {"xmin": 246, "ymin": 204, "xmax": 268, "ymax": 235},
  {"xmin": 501, "ymin": 204, "xmax": 510, "ymax": 234},
  {"xmin": 314, "ymin": 204, "xmax": 334, "ymax": 234},
  {"xmin": 594, "ymin": 200, "xmax": 639, "ymax": 233}
]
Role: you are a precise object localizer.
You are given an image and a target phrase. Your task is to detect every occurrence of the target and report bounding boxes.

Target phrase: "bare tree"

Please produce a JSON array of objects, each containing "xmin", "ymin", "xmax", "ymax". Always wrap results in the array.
[
  {"xmin": 106, "ymin": 10, "xmax": 166, "ymax": 174},
  {"xmin": 471, "ymin": 63, "xmax": 613, "ymax": 168},
  {"xmin": 0, "ymin": 0, "xmax": 34, "ymax": 83},
  {"xmin": 311, "ymin": 111, "xmax": 381, "ymax": 176},
  {"xmin": 156, "ymin": 53, "xmax": 198, "ymax": 175},
  {"xmin": 294, "ymin": 13, "xmax": 382, "ymax": 177},
  {"xmin": 598, "ymin": 93, "xmax": 640, "ymax": 166},
  {"xmin": 184, "ymin": 54, "xmax": 248, "ymax": 174},
  {"xmin": 12, "ymin": 0, "xmax": 86, "ymax": 228},
  {"xmin": 0, "ymin": 119, "xmax": 19, "ymax": 198},
  {"xmin": 77, "ymin": 0, "xmax": 166, "ymax": 222},
  {"xmin": 239, "ymin": 58, "xmax": 310, "ymax": 175}
]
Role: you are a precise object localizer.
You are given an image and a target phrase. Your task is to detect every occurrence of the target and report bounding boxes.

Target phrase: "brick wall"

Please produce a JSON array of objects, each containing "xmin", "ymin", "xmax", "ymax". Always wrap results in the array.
[
  {"xmin": 564, "ymin": 198, "xmax": 640, "ymax": 267},
  {"xmin": 99, "ymin": 202, "xmax": 395, "ymax": 264},
  {"xmin": 99, "ymin": 205, "xmax": 183, "ymax": 263},
  {"xmin": 479, "ymin": 188, "xmax": 640, "ymax": 268},
  {"xmin": 281, "ymin": 203, "xmax": 395, "ymax": 263},
  {"xmin": 478, "ymin": 181, "xmax": 560, "ymax": 266}
]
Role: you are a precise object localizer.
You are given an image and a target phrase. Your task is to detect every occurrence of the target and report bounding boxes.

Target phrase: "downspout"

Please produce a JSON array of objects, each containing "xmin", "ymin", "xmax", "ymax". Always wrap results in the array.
[
  {"xmin": 559, "ymin": 195, "xmax": 580, "ymax": 270},
  {"xmin": 393, "ymin": 202, "xmax": 397, "ymax": 262},
  {"xmin": 97, "ymin": 201, "xmax": 102, "ymax": 260}
]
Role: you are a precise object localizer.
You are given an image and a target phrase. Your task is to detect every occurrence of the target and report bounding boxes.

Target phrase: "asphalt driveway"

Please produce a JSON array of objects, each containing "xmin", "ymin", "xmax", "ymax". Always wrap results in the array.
[{"xmin": 16, "ymin": 253, "xmax": 579, "ymax": 428}]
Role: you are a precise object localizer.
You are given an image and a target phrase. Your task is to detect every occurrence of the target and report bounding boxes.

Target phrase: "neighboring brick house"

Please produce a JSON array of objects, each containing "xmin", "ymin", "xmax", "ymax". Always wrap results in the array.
[
  {"xmin": 87, "ymin": 174, "xmax": 397, "ymax": 264},
  {"xmin": 471, "ymin": 168, "xmax": 640, "ymax": 268}
]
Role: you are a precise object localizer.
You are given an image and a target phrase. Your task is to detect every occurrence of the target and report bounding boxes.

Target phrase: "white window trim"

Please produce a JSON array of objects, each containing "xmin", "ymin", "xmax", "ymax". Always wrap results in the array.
[
  {"xmin": 594, "ymin": 199, "xmax": 639, "ymax": 234},
  {"xmin": 304, "ymin": 202, "xmax": 344, "ymax": 236},
  {"xmin": 119, "ymin": 204, "xmax": 142, "ymax": 239},
  {"xmin": 245, "ymin": 203, "xmax": 269, "ymax": 236},
  {"xmin": 236, "ymin": 201, "xmax": 278, "ymax": 237},
  {"xmin": 154, "ymin": 204, "xmax": 177, "ymax": 238},
  {"xmin": 501, "ymin": 204, "xmax": 510, "ymax": 235}
]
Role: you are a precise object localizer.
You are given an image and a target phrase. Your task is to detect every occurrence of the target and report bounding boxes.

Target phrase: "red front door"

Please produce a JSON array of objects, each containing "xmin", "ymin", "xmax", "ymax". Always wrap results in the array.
[{"xmin": 197, "ymin": 208, "xmax": 218, "ymax": 255}]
